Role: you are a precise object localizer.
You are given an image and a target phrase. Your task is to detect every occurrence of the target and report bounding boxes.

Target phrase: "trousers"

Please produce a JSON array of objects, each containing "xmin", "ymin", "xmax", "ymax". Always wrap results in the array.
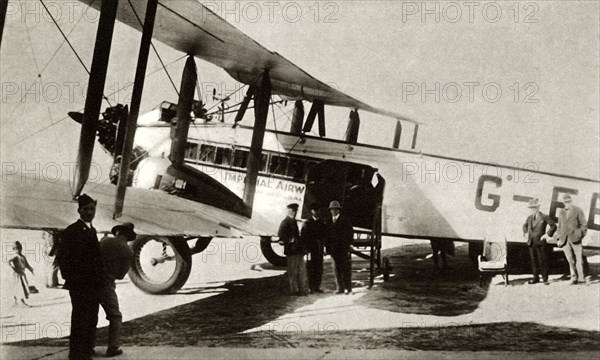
[
  {"xmin": 287, "ymin": 254, "xmax": 308, "ymax": 293},
  {"xmin": 98, "ymin": 282, "xmax": 123, "ymax": 348},
  {"xmin": 563, "ymin": 242, "xmax": 585, "ymax": 282},
  {"xmin": 68, "ymin": 289, "xmax": 99, "ymax": 360}
]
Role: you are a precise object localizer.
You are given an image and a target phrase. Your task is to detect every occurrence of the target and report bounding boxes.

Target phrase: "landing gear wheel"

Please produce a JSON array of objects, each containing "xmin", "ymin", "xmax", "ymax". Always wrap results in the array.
[
  {"xmin": 260, "ymin": 236, "xmax": 287, "ymax": 267},
  {"xmin": 382, "ymin": 256, "xmax": 391, "ymax": 281},
  {"xmin": 128, "ymin": 236, "xmax": 192, "ymax": 294}
]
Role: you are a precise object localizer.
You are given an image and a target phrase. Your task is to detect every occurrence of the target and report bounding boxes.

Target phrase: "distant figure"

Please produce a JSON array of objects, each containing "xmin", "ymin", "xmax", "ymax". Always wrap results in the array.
[
  {"xmin": 430, "ymin": 239, "xmax": 454, "ymax": 271},
  {"xmin": 302, "ymin": 203, "xmax": 326, "ymax": 293},
  {"xmin": 56, "ymin": 194, "xmax": 103, "ymax": 360},
  {"xmin": 522, "ymin": 198, "xmax": 556, "ymax": 285},
  {"xmin": 8, "ymin": 241, "xmax": 34, "ymax": 307},
  {"xmin": 45, "ymin": 230, "xmax": 61, "ymax": 288},
  {"xmin": 97, "ymin": 223, "xmax": 135, "ymax": 358},
  {"xmin": 278, "ymin": 203, "xmax": 308, "ymax": 296},
  {"xmin": 325, "ymin": 201, "xmax": 354, "ymax": 295},
  {"xmin": 555, "ymin": 194, "xmax": 588, "ymax": 284}
]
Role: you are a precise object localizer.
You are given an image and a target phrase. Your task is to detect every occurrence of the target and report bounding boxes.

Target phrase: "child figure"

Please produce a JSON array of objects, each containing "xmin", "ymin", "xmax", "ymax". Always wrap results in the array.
[{"xmin": 9, "ymin": 241, "xmax": 34, "ymax": 306}]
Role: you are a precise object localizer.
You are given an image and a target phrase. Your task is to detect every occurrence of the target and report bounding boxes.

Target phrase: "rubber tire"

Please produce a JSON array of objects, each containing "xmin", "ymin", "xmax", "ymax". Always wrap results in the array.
[
  {"xmin": 260, "ymin": 236, "xmax": 287, "ymax": 267},
  {"xmin": 128, "ymin": 236, "xmax": 192, "ymax": 294}
]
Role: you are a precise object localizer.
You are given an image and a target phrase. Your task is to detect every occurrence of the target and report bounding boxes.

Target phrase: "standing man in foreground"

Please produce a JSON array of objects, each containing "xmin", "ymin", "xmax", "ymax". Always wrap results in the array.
[
  {"xmin": 555, "ymin": 194, "xmax": 588, "ymax": 284},
  {"xmin": 56, "ymin": 194, "xmax": 103, "ymax": 360},
  {"xmin": 97, "ymin": 223, "xmax": 136, "ymax": 357},
  {"xmin": 326, "ymin": 200, "xmax": 354, "ymax": 295},
  {"xmin": 302, "ymin": 203, "xmax": 326, "ymax": 293},
  {"xmin": 522, "ymin": 198, "xmax": 556, "ymax": 285},
  {"xmin": 278, "ymin": 203, "xmax": 308, "ymax": 296}
]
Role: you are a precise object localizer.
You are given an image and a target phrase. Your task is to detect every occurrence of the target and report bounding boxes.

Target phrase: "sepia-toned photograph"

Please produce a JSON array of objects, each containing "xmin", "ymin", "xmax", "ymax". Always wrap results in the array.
[{"xmin": 1, "ymin": 1, "xmax": 599, "ymax": 359}]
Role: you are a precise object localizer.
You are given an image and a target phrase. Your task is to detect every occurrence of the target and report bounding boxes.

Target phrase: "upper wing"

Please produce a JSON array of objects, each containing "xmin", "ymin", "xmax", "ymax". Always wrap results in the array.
[
  {"xmin": 77, "ymin": 0, "xmax": 418, "ymax": 123},
  {"xmin": 1, "ymin": 178, "xmax": 277, "ymax": 237}
]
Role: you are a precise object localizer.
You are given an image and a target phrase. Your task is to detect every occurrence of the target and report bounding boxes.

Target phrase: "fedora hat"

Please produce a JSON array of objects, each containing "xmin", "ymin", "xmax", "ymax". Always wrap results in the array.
[
  {"xmin": 111, "ymin": 222, "xmax": 137, "ymax": 241},
  {"xmin": 562, "ymin": 194, "xmax": 573, "ymax": 203},
  {"xmin": 328, "ymin": 200, "xmax": 341, "ymax": 209},
  {"xmin": 527, "ymin": 198, "xmax": 541, "ymax": 208}
]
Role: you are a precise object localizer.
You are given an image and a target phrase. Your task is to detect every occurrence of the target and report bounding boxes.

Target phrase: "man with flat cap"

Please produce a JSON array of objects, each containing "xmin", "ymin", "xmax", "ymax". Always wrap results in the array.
[
  {"xmin": 554, "ymin": 194, "xmax": 588, "ymax": 284},
  {"xmin": 522, "ymin": 198, "xmax": 556, "ymax": 285},
  {"xmin": 278, "ymin": 203, "xmax": 308, "ymax": 295},
  {"xmin": 301, "ymin": 203, "xmax": 326, "ymax": 293},
  {"xmin": 96, "ymin": 223, "xmax": 136, "ymax": 357},
  {"xmin": 56, "ymin": 194, "xmax": 103, "ymax": 360},
  {"xmin": 325, "ymin": 200, "xmax": 354, "ymax": 295}
]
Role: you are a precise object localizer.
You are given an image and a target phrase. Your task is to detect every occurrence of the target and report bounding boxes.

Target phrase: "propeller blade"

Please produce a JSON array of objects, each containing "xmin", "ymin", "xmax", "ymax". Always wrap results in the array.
[{"xmin": 68, "ymin": 111, "xmax": 85, "ymax": 124}]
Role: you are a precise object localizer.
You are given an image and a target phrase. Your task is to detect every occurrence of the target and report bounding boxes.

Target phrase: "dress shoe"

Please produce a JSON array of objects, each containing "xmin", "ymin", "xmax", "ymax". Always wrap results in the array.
[
  {"xmin": 333, "ymin": 290, "xmax": 344, "ymax": 294},
  {"xmin": 105, "ymin": 347, "xmax": 123, "ymax": 357},
  {"xmin": 528, "ymin": 279, "xmax": 540, "ymax": 284}
]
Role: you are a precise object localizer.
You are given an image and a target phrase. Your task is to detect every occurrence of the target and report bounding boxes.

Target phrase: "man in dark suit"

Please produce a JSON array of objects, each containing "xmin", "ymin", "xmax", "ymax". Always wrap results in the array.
[
  {"xmin": 301, "ymin": 203, "xmax": 326, "ymax": 293},
  {"xmin": 278, "ymin": 203, "xmax": 308, "ymax": 295},
  {"xmin": 325, "ymin": 200, "xmax": 354, "ymax": 295},
  {"xmin": 56, "ymin": 194, "xmax": 103, "ymax": 360},
  {"xmin": 522, "ymin": 198, "xmax": 556, "ymax": 285}
]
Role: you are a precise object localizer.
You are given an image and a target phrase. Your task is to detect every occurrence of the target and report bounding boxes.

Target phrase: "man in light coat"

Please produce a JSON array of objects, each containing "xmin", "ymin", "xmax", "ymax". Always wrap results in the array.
[{"xmin": 554, "ymin": 194, "xmax": 588, "ymax": 284}]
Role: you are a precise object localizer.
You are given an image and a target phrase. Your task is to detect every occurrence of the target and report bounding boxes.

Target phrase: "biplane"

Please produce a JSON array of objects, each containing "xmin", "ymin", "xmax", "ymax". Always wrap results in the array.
[{"xmin": 1, "ymin": 0, "xmax": 598, "ymax": 294}]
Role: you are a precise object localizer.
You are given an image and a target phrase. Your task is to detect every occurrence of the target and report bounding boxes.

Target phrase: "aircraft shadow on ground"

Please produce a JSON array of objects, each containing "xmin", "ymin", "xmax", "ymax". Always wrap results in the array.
[
  {"xmin": 10, "ymin": 243, "xmax": 599, "ymax": 348},
  {"xmin": 356, "ymin": 243, "xmax": 600, "ymax": 316}
]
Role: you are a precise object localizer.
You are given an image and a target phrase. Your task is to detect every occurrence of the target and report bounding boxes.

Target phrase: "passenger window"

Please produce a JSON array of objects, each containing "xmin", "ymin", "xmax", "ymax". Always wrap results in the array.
[
  {"xmin": 199, "ymin": 145, "xmax": 216, "ymax": 163},
  {"xmin": 288, "ymin": 158, "xmax": 306, "ymax": 180},
  {"xmin": 215, "ymin": 147, "xmax": 232, "ymax": 166},
  {"xmin": 185, "ymin": 142, "xmax": 199, "ymax": 161},
  {"xmin": 233, "ymin": 149, "xmax": 249, "ymax": 168},
  {"xmin": 269, "ymin": 156, "xmax": 289, "ymax": 176}
]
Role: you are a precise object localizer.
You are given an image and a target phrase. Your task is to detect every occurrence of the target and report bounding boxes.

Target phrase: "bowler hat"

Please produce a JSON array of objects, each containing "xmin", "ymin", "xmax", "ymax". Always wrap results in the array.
[
  {"xmin": 328, "ymin": 200, "xmax": 341, "ymax": 209},
  {"xmin": 77, "ymin": 194, "xmax": 97, "ymax": 208},
  {"xmin": 562, "ymin": 194, "xmax": 573, "ymax": 203},
  {"xmin": 287, "ymin": 203, "xmax": 299, "ymax": 211},
  {"xmin": 111, "ymin": 222, "xmax": 137, "ymax": 241},
  {"xmin": 309, "ymin": 202, "xmax": 320, "ymax": 210},
  {"xmin": 527, "ymin": 198, "xmax": 541, "ymax": 208}
]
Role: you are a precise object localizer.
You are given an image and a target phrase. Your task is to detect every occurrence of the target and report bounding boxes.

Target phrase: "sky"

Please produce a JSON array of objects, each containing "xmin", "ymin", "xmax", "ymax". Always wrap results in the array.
[{"xmin": 1, "ymin": 0, "xmax": 599, "ymax": 182}]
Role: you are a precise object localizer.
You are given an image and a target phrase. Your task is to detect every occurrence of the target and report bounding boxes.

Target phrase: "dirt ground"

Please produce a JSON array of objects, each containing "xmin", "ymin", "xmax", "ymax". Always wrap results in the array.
[{"xmin": 7, "ymin": 240, "xmax": 600, "ymax": 352}]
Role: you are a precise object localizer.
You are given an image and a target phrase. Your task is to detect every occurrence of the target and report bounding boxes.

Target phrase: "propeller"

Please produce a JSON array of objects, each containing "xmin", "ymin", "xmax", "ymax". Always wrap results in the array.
[{"xmin": 68, "ymin": 111, "xmax": 84, "ymax": 124}]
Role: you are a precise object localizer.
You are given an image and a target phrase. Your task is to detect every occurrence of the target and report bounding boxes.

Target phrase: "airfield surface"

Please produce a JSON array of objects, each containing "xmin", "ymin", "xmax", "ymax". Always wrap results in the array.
[{"xmin": 1, "ymin": 231, "xmax": 599, "ymax": 358}]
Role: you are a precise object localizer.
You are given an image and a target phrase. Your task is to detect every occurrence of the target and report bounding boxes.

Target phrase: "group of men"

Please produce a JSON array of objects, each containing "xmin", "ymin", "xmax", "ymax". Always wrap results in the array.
[
  {"xmin": 278, "ymin": 200, "xmax": 354, "ymax": 296},
  {"xmin": 54, "ymin": 194, "xmax": 135, "ymax": 360},
  {"xmin": 523, "ymin": 194, "xmax": 588, "ymax": 285}
]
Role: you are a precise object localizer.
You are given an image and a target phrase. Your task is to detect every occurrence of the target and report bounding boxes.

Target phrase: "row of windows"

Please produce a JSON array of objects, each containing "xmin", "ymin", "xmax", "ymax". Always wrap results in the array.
[{"xmin": 184, "ymin": 142, "xmax": 318, "ymax": 181}]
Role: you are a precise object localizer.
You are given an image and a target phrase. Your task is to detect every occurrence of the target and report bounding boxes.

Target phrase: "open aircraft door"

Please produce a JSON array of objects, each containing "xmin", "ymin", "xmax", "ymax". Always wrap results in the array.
[{"xmin": 303, "ymin": 160, "xmax": 389, "ymax": 287}]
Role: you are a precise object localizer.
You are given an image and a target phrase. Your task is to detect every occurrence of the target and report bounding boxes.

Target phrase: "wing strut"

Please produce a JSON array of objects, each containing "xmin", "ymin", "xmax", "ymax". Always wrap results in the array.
[
  {"xmin": 243, "ymin": 71, "xmax": 271, "ymax": 217},
  {"xmin": 170, "ymin": 56, "xmax": 197, "ymax": 166},
  {"xmin": 114, "ymin": 0, "xmax": 159, "ymax": 218},
  {"xmin": 290, "ymin": 100, "xmax": 304, "ymax": 135},
  {"xmin": 233, "ymin": 86, "xmax": 255, "ymax": 125},
  {"xmin": 73, "ymin": 0, "xmax": 118, "ymax": 198},
  {"xmin": 302, "ymin": 100, "xmax": 325, "ymax": 137},
  {"xmin": 0, "ymin": 0, "xmax": 8, "ymax": 51}
]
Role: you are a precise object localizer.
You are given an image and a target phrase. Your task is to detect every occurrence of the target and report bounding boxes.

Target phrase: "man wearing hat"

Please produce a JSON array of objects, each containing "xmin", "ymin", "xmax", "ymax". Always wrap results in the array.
[
  {"xmin": 555, "ymin": 194, "xmax": 588, "ymax": 284},
  {"xmin": 301, "ymin": 203, "xmax": 326, "ymax": 293},
  {"xmin": 96, "ymin": 223, "xmax": 136, "ymax": 357},
  {"xmin": 325, "ymin": 200, "xmax": 354, "ymax": 295},
  {"xmin": 56, "ymin": 194, "xmax": 103, "ymax": 360},
  {"xmin": 522, "ymin": 198, "xmax": 556, "ymax": 285},
  {"xmin": 278, "ymin": 203, "xmax": 308, "ymax": 295}
]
